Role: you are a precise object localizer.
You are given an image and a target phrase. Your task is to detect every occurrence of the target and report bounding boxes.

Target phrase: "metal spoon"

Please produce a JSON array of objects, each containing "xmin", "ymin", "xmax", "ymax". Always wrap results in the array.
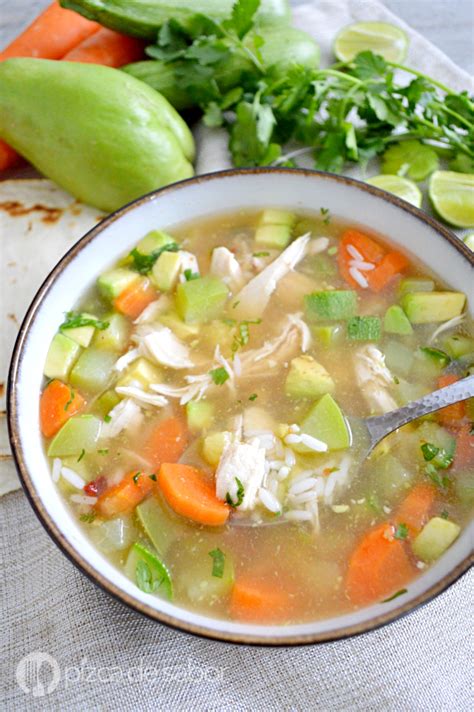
[{"xmin": 231, "ymin": 374, "xmax": 474, "ymax": 527}]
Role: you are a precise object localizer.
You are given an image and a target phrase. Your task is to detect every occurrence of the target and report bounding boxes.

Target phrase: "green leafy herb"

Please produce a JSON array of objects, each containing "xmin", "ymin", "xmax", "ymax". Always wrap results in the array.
[
  {"xmin": 149, "ymin": 473, "xmax": 157, "ymax": 482},
  {"xmin": 327, "ymin": 246, "xmax": 338, "ymax": 256},
  {"xmin": 77, "ymin": 449, "xmax": 85, "ymax": 463},
  {"xmin": 225, "ymin": 477, "xmax": 245, "ymax": 507},
  {"xmin": 320, "ymin": 207, "xmax": 331, "ymax": 225},
  {"xmin": 249, "ymin": 393, "xmax": 258, "ymax": 401},
  {"xmin": 232, "ymin": 318, "xmax": 262, "ymax": 353},
  {"xmin": 209, "ymin": 547, "xmax": 225, "ymax": 578},
  {"xmin": 440, "ymin": 509, "xmax": 449, "ymax": 520},
  {"xmin": 133, "ymin": 471, "xmax": 142, "ymax": 484},
  {"xmin": 253, "ymin": 251, "xmax": 270, "ymax": 257},
  {"xmin": 426, "ymin": 463, "xmax": 450, "ymax": 489},
  {"xmin": 382, "ymin": 588, "xmax": 407, "ymax": 603},
  {"xmin": 421, "ymin": 442, "xmax": 439, "ymax": 462},
  {"xmin": 419, "ymin": 347, "xmax": 451, "ymax": 368},
  {"xmin": 64, "ymin": 388, "xmax": 75, "ymax": 412},
  {"xmin": 104, "ymin": 414, "xmax": 112, "ymax": 423},
  {"xmin": 60, "ymin": 312, "xmax": 110, "ymax": 331},
  {"xmin": 367, "ymin": 492, "xmax": 382, "ymax": 514},
  {"xmin": 130, "ymin": 242, "xmax": 179, "ymax": 274},
  {"xmin": 209, "ymin": 366, "xmax": 230, "ymax": 385},
  {"xmin": 97, "ymin": 448, "xmax": 109, "ymax": 456},
  {"xmin": 134, "ymin": 544, "xmax": 173, "ymax": 598},
  {"xmin": 183, "ymin": 268, "xmax": 200, "ymax": 281},
  {"xmin": 394, "ymin": 523, "xmax": 408, "ymax": 540},
  {"xmin": 224, "ymin": 0, "xmax": 260, "ymax": 39},
  {"xmin": 79, "ymin": 511, "xmax": 96, "ymax": 524}
]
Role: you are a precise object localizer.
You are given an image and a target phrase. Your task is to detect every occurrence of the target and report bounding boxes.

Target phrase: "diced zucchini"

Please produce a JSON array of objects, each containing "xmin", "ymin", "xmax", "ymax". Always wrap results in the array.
[
  {"xmin": 94, "ymin": 389, "xmax": 121, "ymax": 418},
  {"xmin": 47, "ymin": 415, "xmax": 102, "ymax": 457},
  {"xmin": 370, "ymin": 454, "xmax": 413, "ymax": 499},
  {"xmin": 116, "ymin": 357, "xmax": 162, "ymax": 390},
  {"xmin": 454, "ymin": 471, "xmax": 474, "ymax": 505},
  {"xmin": 69, "ymin": 348, "xmax": 118, "ymax": 393},
  {"xmin": 383, "ymin": 305, "xmax": 413, "ymax": 335},
  {"xmin": 397, "ymin": 278, "xmax": 435, "ymax": 297},
  {"xmin": 305, "ymin": 290, "xmax": 357, "ymax": 321},
  {"xmin": 285, "ymin": 355, "xmax": 335, "ymax": 398},
  {"xmin": 176, "ymin": 276, "xmax": 229, "ymax": 323},
  {"xmin": 347, "ymin": 316, "xmax": 381, "ymax": 341},
  {"xmin": 136, "ymin": 496, "xmax": 189, "ymax": 555},
  {"xmin": 255, "ymin": 209, "xmax": 295, "ymax": 249},
  {"xmin": 297, "ymin": 394, "xmax": 350, "ymax": 452},
  {"xmin": 125, "ymin": 541, "xmax": 172, "ymax": 599},
  {"xmin": 158, "ymin": 311, "xmax": 201, "ymax": 340},
  {"xmin": 417, "ymin": 422, "xmax": 456, "ymax": 460},
  {"xmin": 98, "ymin": 268, "xmax": 139, "ymax": 301},
  {"xmin": 174, "ymin": 538, "xmax": 234, "ymax": 605},
  {"xmin": 401, "ymin": 291, "xmax": 466, "ymax": 324},
  {"xmin": 186, "ymin": 400, "xmax": 214, "ymax": 431},
  {"xmin": 397, "ymin": 380, "xmax": 429, "ymax": 406},
  {"xmin": 92, "ymin": 313, "xmax": 131, "ymax": 351},
  {"xmin": 151, "ymin": 251, "xmax": 183, "ymax": 291},
  {"xmin": 61, "ymin": 313, "xmax": 97, "ymax": 347},
  {"xmin": 413, "ymin": 517, "xmax": 460, "ymax": 562},
  {"xmin": 136, "ymin": 229, "xmax": 176, "ymax": 255},
  {"xmin": 201, "ymin": 431, "xmax": 231, "ymax": 467},
  {"xmin": 442, "ymin": 334, "xmax": 474, "ymax": 359},
  {"xmin": 44, "ymin": 333, "xmax": 82, "ymax": 380},
  {"xmin": 311, "ymin": 324, "xmax": 344, "ymax": 348},
  {"xmin": 384, "ymin": 340, "xmax": 414, "ymax": 377}
]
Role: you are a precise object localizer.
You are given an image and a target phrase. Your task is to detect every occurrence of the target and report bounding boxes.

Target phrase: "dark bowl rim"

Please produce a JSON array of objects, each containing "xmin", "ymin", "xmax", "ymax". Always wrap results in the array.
[{"xmin": 7, "ymin": 167, "xmax": 474, "ymax": 646}]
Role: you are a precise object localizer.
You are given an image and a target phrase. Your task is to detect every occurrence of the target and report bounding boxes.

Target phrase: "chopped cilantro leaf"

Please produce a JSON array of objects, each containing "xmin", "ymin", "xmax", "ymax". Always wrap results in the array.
[
  {"xmin": 133, "ymin": 471, "xmax": 141, "ymax": 484},
  {"xmin": 382, "ymin": 588, "xmax": 407, "ymax": 603},
  {"xmin": 79, "ymin": 512, "xmax": 96, "ymax": 524},
  {"xmin": 225, "ymin": 477, "xmax": 245, "ymax": 508},
  {"xmin": 440, "ymin": 510, "xmax": 449, "ymax": 520},
  {"xmin": 209, "ymin": 367, "xmax": 229, "ymax": 385},
  {"xmin": 60, "ymin": 312, "xmax": 110, "ymax": 331},
  {"xmin": 97, "ymin": 448, "xmax": 109, "ymax": 456},
  {"xmin": 209, "ymin": 548, "xmax": 225, "ymax": 578},
  {"xmin": 183, "ymin": 268, "xmax": 200, "ymax": 281},
  {"xmin": 249, "ymin": 393, "xmax": 258, "ymax": 401},
  {"xmin": 421, "ymin": 442, "xmax": 439, "ymax": 461},
  {"xmin": 104, "ymin": 414, "xmax": 112, "ymax": 423},
  {"xmin": 394, "ymin": 523, "xmax": 408, "ymax": 540},
  {"xmin": 253, "ymin": 251, "xmax": 270, "ymax": 257},
  {"xmin": 77, "ymin": 449, "xmax": 86, "ymax": 463},
  {"xmin": 64, "ymin": 388, "xmax": 75, "ymax": 412},
  {"xmin": 149, "ymin": 473, "xmax": 157, "ymax": 482},
  {"xmin": 130, "ymin": 242, "xmax": 179, "ymax": 274}
]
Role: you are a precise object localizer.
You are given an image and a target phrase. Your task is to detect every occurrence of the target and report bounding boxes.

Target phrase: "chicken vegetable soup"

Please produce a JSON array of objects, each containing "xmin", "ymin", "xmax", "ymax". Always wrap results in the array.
[{"xmin": 41, "ymin": 210, "xmax": 474, "ymax": 623}]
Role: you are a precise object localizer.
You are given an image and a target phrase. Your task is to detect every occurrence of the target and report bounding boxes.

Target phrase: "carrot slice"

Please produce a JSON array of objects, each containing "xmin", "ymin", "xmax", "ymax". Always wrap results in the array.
[
  {"xmin": 144, "ymin": 417, "xmax": 188, "ymax": 468},
  {"xmin": 437, "ymin": 375, "xmax": 466, "ymax": 425},
  {"xmin": 338, "ymin": 229, "xmax": 386, "ymax": 288},
  {"xmin": 230, "ymin": 577, "xmax": 294, "ymax": 623},
  {"xmin": 395, "ymin": 483, "xmax": 437, "ymax": 537},
  {"xmin": 0, "ymin": 2, "xmax": 100, "ymax": 61},
  {"xmin": 96, "ymin": 471, "xmax": 154, "ymax": 518},
  {"xmin": 367, "ymin": 251, "xmax": 409, "ymax": 292},
  {"xmin": 158, "ymin": 463, "xmax": 229, "ymax": 526},
  {"xmin": 346, "ymin": 523, "xmax": 415, "ymax": 605},
  {"xmin": 63, "ymin": 27, "xmax": 145, "ymax": 67},
  {"xmin": 453, "ymin": 424, "xmax": 474, "ymax": 470},
  {"xmin": 40, "ymin": 379, "xmax": 86, "ymax": 438},
  {"xmin": 113, "ymin": 278, "xmax": 157, "ymax": 319}
]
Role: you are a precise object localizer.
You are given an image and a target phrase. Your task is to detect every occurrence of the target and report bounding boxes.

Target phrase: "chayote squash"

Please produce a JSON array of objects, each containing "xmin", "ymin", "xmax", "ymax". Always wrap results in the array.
[{"xmin": 0, "ymin": 58, "xmax": 195, "ymax": 212}]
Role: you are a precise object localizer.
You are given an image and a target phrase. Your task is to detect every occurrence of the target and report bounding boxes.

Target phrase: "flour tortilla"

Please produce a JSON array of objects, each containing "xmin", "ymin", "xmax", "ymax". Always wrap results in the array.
[{"xmin": 0, "ymin": 179, "xmax": 105, "ymax": 494}]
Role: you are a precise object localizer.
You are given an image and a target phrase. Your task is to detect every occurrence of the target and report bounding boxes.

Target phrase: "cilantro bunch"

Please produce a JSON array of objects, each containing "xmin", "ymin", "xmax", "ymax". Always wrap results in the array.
[{"xmin": 143, "ymin": 0, "xmax": 474, "ymax": 174}]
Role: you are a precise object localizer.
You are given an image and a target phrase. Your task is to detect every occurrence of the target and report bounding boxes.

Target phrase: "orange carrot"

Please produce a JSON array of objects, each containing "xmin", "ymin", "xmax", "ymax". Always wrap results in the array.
[
  {"xmin": 0, "ymin": 2, "xmax": 100, "ymax": 61},
  {"xmin": 367, "ymin": 251, "xmax": 409, "ymax": 292},
  {"xmin": 346, "ymin": 523, "xmax": 415, "ymax": 605},
  {"xmin": 158, "ymin": 463, "xmax": 229, "ymax": 526},
  {"xmin": 437, "ymin": 375, "xmax": 466, "ymax": 425},
  {"xmin": 395, "ymin": 483, "xmax": 437, "ymax": 537},
  {"xmin": 0, "ymin": 140, "xmax": 24, "ymax": 171},
  {"xmin": 114, "ymin": 278, "xmax": 157, "ymax": 320},
  {"xmin": 40, "ymin": 379, "xmax": 85, "ymax": 438},
  {"xmin": 96, "ymin": 470, "xmax": 154, "ymax": 518},
  {"xmin": 338, "ymin": 229, "xmax": 385, "ymax": 288},
  {"xmin": 63, "ymin": 27, "xmax": 145, "ymax": 67},
  {"xmin": 230, "ymin": 577, "xmax": 294, "ymax": 623},
  {"xmin": 453, "ymin": 424, "xmax": 474, "ymax": 470},
  {"xmin": 144, "ymin": 417, "xmax": 188, "ymax": 468}
]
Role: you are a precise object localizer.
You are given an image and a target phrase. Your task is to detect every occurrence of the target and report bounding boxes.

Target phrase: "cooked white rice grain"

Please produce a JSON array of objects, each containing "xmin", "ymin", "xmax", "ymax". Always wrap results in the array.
[
  {"xmin": 258, "ymin": 487, "xmax": 281, "ymax": 513},
  {"xmin": 284, "ymin": 510, "xmax": 313, "ymax": 521},
  {"xmin": 299, "ymin": 433, "xmax": 328, "ymax": 452},
  {"xmin": 349, "ymin": 266, "xmax": 369, "ymax": 288},
  {"xmin": 52, "ymin": 458, "xmax": 62, "ymax": 483},
  {"xmin": 346, "ymin": 244, "xmax": 363, "ymax": 261},
  {"xmin": 70, "ymin": 494, "xmax": 97, "ymax": 505},
  {"xmin": 289, "ymin": 477, "xmax": 317, "ymax": 496},
  {"xmin": 61, "ymin": 467, "xmax": 86, "ymax": 490}
]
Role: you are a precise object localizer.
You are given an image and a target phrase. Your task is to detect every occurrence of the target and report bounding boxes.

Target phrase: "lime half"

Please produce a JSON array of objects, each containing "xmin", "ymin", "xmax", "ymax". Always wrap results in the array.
[
  {"xmin": 463, "ymin": 233, "xmax": 474, "ymax": 251},
  {"xmin": 334, "ymin": 21, "xmax": 408, "ymax": 63},
  {"xmin": 381, "ymin": 140, "xmax": 439, "ymax": 182},
  {"xmin": 367, "ymin": 174, "xmax": 422, "ymax": 207},
  {"xmin": 429, "ymin": 171, "xmax": 474, "ymax": 228}
]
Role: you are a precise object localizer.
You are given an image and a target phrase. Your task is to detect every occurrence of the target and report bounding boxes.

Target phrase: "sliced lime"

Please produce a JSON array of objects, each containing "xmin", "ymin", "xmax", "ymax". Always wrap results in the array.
[
  {"xmin": 429, "ymin": 171, "xmax": 474, "ymax": 228},
  {"xmin": 463, "ymin": 232, "xmax": 474, "ymax": 251},
  {"xmin": 382, "ymin": 140, "xmax": 439, "ymax": 181},
  {"xmin": 367, "ymin": 174, "xmax": 422, "ymax": 207},
  {"xmin": 334, "ymin": 21, "xmax": 408, "ymax": 63}
]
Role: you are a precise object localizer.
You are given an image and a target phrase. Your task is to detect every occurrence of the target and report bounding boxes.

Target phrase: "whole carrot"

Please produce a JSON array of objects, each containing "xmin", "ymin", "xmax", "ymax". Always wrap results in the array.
[
  {"xmin": 0, "ymin": 1, "xmax": 100, "ymax": 171},
  {"xmin": 63, "ymin": 27, "xmax": 145, "ymax": 67}
]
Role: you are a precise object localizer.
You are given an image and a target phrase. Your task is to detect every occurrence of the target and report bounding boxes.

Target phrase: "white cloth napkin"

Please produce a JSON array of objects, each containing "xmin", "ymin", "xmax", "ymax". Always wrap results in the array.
[{"xmin": 1, "ymin": 2, "xmax": 472, "ymax": 710}]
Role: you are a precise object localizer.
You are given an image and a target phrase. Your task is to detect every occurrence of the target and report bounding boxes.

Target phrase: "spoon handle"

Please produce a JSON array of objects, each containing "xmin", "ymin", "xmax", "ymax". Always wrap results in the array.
[{"xmin": 365, "ymin": 374, "xmax": 474, "ymax": 448}]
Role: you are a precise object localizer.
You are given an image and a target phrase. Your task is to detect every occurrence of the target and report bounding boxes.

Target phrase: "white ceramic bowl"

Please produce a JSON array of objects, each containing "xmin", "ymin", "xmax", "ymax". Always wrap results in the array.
[{"xmin": 8, "ymin": 169, "xmax": 474, "ymax": 645}]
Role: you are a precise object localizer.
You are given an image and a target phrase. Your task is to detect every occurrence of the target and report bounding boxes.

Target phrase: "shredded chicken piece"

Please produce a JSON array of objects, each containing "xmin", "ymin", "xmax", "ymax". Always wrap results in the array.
[
  {"xmin": 177, "ymin": 251, "xmax": 200, "ymax": 283},
  {"xmin": 115, "ymin": 386, "xmax": 168, "ymax": 408},
  {"xmin": 210, "ymin": 246, "xmax": 245, "ymax": 293},
  {"xmin": 353, "ymin": 345, "xmax": 397, "ymax": 414},
  {"xmin": 429, "ymin": 314, "xmax": 465, "ymax": 344},
  {"xmin": 215, "ymin": 440, "xmax": 266, "ymax": 511},
  {"xmin": 101, "ymin": 398, "xmax": 144, "ymax": 438},
  {"xmin": 232, "ymin": 233, "xmax": 310, "ymax": 320},
  {"xmin": 151, "ymin": 376, "xmax": 210, "ymax": 405},
  {"xmin": 133, "ymin": 297, "xmax": 171, "ymax": 325},
  {"xmin": 141, "ymin": 326, "xmax": 193, "ymax": 369}
]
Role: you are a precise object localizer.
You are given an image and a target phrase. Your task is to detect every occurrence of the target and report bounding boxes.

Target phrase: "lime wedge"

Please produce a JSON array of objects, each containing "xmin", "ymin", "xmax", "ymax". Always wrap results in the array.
[
  {"xmin": 367, "ymin": 174, "xmax": 422, "ymax": 208},
  {"xmin": 382, "ymin": 140, "xmax": 439, "ymax": 181},
  {"xmin": 334, "ymin": 21, "xmax": 408, "ymax": 63},
  {"xmin": 463, "ymin": 233, "xmax": 474, "ymax": 251},
  {"xmin": 429, "ymin": 171, "xmax": 474, "ymax": 228}
]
